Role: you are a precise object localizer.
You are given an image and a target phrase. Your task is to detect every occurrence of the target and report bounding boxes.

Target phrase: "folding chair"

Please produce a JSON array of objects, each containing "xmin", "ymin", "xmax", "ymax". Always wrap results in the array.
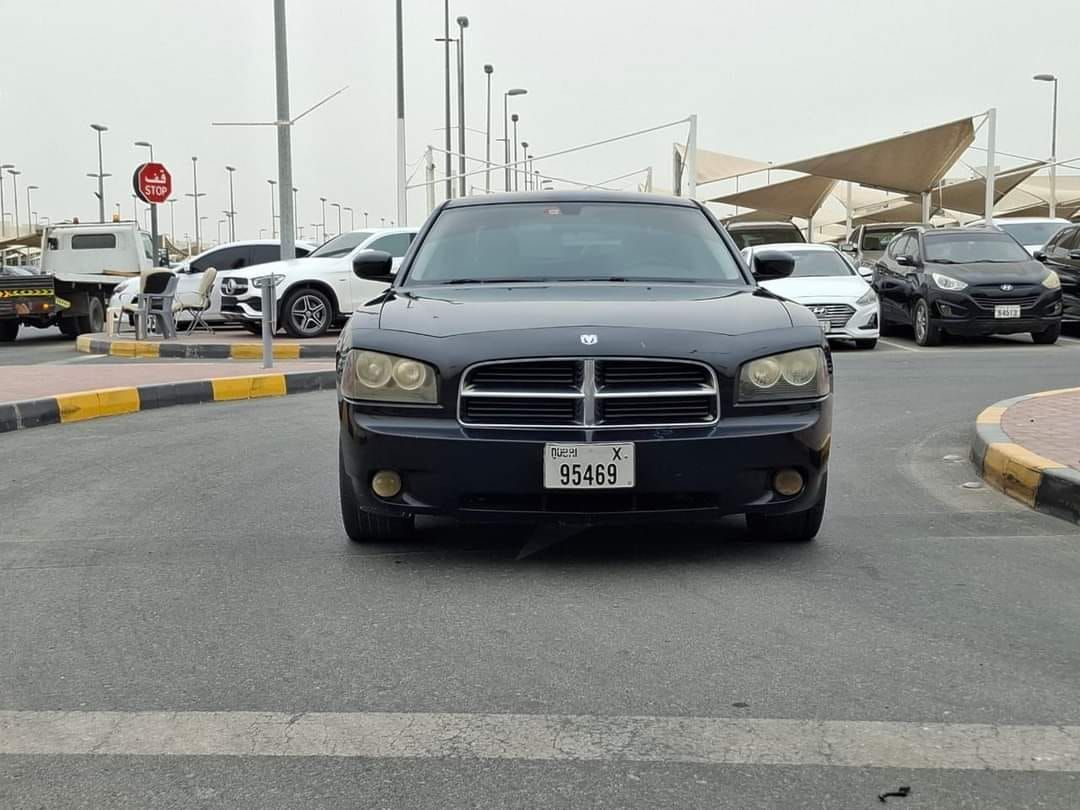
[{"xmin": 173, "ymin": 267, "xmax": 217, "ymax": 335}]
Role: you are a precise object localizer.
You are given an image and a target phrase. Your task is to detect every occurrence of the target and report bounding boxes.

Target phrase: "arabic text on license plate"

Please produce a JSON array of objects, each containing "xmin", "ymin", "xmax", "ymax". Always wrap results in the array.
[
  {"xmin": 995, "ymin": 304, "xmax": 1021, "ymax": 319},
  {"xmin": 543, "ymin": 443, "xmax": 634, "ymax": 489}
]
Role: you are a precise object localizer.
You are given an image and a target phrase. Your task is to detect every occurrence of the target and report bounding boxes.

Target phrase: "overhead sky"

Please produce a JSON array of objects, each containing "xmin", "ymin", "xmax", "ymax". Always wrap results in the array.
[{"xmin": 4, "ymin": 0, "xmax": 1077, "ymax": 244}]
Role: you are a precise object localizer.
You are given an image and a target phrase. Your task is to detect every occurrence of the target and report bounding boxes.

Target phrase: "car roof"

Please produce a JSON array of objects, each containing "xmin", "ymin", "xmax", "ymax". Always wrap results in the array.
[
  {"xmin": 862, "ymin": 222, "xmax": 920, "ymax": 230},
  {"xmin": 746, "ymin": 242, "xmax": 837, "ymax": 252},
  {"xmin": 441, "ymin": 190, "xmax": 697, "ymax": 209},
  {"xmin": 969, "ymin": 217, "xmax": 1071, "ymax": 225},
  {"xmin": 202, "ymin": 239, "xmax": 317, "ymax": 249},
  {"xmin": 726, "ymin": 220, "xmax": 798, "ymax": 230}
]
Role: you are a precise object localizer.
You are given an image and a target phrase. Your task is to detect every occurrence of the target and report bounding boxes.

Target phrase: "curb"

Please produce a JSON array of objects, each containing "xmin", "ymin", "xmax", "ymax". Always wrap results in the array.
[
  {"xmin": 0, "ymin": 369, "xmax": 337, "ymax": 434},
  {"xmin": 75, "ymin": 333, "xmax": 336, "ymax": 360},
  {"xmin": 971, "ymin": 388, "xmax": 1080, "ymax": 525}
]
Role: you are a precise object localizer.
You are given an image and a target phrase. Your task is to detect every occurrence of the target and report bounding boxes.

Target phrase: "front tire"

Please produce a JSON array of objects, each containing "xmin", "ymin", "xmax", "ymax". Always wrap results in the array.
[
  {"xmin": 0, "ymin": 320, "xmax": 19, "ymax": 341},
  {"xmin": 282, "ymin": 287, "xmax": 333, "ymax": 338},
  {"xmin": 912, "ymin": 298, "xmax": 942, "ymax": 346},
  {"xmin": 745, "ymin": 476, "xmax": 827, "ymax": 543},
  {"xmin": 1032, "ymin": 323, "xmax": 1061, "ymax": 345},
  {"xmin": 339, "ymin": 446, "xmax": 414, "ymax": 543}
]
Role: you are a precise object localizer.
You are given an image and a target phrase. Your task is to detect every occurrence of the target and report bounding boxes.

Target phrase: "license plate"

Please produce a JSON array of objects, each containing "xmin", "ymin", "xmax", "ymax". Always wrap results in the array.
[
  {"xmin": 995, "ymin": 304, "xmax": 1021, "ymax": 319},
  {"xmin": 543, "ymin": 443, "xmax": 634, "ymax": 489}
]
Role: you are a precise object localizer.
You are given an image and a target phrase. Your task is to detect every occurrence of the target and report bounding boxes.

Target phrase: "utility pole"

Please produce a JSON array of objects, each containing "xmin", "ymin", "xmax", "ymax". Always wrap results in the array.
[
  {"xmin": 225, "ymin": 166, "xmax": 237, "ymax": 240},
  {"xmin": 484, "ymin": 65, "xmax": 493, "ymax": 193},
  {"xmin": 456, "ymin": 16, "xmax": 469, "ymax": 198},
  {"xmin": 273, "ymin": 0, "xmax": 296, "ymax": 262},
  {"xmin": 442, "ymin": 0, "xmax": 453, "ymax": 200},
  {"xmin": 395, "ymin": 0, "xmax": 407, "ymax": 224}
]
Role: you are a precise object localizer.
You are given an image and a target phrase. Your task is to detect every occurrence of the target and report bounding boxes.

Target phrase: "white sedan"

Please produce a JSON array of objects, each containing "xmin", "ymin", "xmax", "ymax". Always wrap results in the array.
[
  {"xmin": 108, "ymin": 240, "xmax": 316, "ymax": 324},
  {"xmin": 743, "ymin": 243, "xmax": 880, "ymax": 349}
]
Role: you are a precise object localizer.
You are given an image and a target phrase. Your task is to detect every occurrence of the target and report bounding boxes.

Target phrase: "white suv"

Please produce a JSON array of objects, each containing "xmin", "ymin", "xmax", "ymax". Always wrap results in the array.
[{"xmin": 217, "ymin": 228, "xmax": 418, "ymax": 337}]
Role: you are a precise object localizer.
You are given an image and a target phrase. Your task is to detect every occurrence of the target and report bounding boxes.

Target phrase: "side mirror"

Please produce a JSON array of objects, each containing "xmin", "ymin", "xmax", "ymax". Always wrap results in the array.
[
  {"xmin": 751, "ymin": 249, "xmax": 795, "ymax": 280},
  {"xmin": 1069, "ymin": 249, "xmax": 1080, "ymax": 261},
  {"xmin": 352, "ymin": 249, "xmax": 394, "ymax": 281},
  {"xmin": 839, "ymin": 242, "xmax": 857, "ymax": 254},
  {"xmin": 857, "ymin": 265, "xmax": 874, "ymax": 279},
  {"xmin": 1034, "ymin": 250, "xmax": 1047, "ymax": 262},
  {"xmin": 896, "ymin": 254, "xmax": 918, "ymax": 268}
]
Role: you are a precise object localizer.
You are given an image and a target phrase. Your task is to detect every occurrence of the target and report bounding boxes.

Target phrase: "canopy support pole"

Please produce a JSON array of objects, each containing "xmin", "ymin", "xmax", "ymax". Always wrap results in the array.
[
  {"xmin": 845, "ymin": 182, "xmax": 853, "ymax": 238},
  {"xmin": 672, "ymin": 146, "xmax": 683, "ymax": 196},
  {"xmin": 984, "ymin": 108, "xmax": 997, "ymax": 222},
  {"xmin": 921, "ymin": 192, "xmax": 931, "ymax": 224},
  {"xmin": 806, "ymin": 214, "xmax": 814, "ymax": 244},
  {"xmin": 686, "ymin": 115, "xmax": 698, "ymax": 200}
]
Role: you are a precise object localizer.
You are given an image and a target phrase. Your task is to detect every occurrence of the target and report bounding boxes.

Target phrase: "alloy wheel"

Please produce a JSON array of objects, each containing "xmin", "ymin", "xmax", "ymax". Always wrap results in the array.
[{"xmin": 291, "ymin": 294, "xmax": 327, "ymax": 334}]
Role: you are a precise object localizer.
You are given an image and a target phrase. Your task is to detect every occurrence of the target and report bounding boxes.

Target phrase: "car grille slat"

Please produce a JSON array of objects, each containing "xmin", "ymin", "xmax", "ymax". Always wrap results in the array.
[
  {"xmin": 460, "ymin": 358, "xmax": 719, "ymax": 428},
  {"xmin": 968, "ymin": 287, "xmax": 1042, "ymax": 310},
  {"xmin": 805, "ymin": 303, "xmax": 855, "ymax": 330}
]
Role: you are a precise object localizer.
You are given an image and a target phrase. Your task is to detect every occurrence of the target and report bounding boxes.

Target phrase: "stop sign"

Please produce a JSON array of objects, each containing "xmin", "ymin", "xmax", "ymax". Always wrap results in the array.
[{"xmin": 133, "ymin": 162, "xmax": 172, "ymax": 205}]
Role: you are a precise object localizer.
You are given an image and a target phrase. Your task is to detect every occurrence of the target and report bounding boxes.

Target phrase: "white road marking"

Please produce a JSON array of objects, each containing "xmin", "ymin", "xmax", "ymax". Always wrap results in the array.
[
  {"xmin": 1, "ymin": 711, "xmax": 1077, "ymax": 771},
  {"xmin": 876, "ymin": 338, "xmax": 921, "ymax": 352}
]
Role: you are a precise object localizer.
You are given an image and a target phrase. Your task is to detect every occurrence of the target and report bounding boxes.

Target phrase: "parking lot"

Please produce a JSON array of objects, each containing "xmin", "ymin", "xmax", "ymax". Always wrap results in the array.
[{"xmin": 2, "ymin": 333, "xmax": 1078, "ymax": 808}]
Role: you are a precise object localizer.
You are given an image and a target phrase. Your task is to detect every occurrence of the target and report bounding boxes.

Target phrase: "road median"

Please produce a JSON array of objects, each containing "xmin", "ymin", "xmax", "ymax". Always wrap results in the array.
[
  {"xmin": 76, "ymin": 332, "xmax": 336, "ymax": 359},
  {"xmin": 972, "ymin": 387, "xmax": 1080, "ymax": 524}
]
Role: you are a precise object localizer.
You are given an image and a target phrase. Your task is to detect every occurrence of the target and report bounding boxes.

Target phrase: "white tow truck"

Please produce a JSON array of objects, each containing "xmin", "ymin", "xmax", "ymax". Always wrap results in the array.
[{"xmin": 0, "ymin": 222, "xmax": 153, "ymax": 341}]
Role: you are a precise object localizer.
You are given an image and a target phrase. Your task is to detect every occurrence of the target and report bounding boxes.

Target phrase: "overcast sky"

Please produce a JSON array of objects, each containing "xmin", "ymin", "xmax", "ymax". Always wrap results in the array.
[{"xmin": 4, "ymin": 0, "xmax": 1077, "ymax": 244}]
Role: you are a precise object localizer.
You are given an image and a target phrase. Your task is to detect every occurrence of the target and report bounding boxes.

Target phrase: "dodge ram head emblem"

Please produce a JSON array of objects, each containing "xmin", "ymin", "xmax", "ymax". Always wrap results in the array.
[{"xmin": 580, "ymin": 334, "xmax": 598, "ymax": 345}]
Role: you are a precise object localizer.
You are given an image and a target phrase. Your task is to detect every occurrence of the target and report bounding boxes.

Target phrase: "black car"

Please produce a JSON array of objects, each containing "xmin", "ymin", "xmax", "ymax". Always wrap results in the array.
[
  {"xmin": 1036, "ymin": 222, "xmax": 1080, "ymax": 325},
  {"xmin": 874, "ymin": 227, "xmax": 1063, "ymax": 346},
  {"xmin": 337, "ymin": 192, "xmax": 833, "ymax": 544},
  {"xmin": 725, "ymin": 220, "xmax": 806, "ymax": 250}
]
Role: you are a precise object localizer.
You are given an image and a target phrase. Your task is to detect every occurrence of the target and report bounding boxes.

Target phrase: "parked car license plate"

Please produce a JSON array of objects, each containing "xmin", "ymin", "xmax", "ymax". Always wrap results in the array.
[
  {"xmin": 995, "ymin": 304, "xmax": 1021, "ymax": 319},
  {"xmin": 543, "ymin": 443, "xmax": 634, "ymax": 489}
]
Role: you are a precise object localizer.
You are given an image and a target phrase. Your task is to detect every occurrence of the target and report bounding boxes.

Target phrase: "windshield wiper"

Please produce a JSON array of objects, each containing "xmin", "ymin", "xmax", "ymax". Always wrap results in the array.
[{"xmin": 439, "ymin": 277, "xmax": 552, "ymax": 285}]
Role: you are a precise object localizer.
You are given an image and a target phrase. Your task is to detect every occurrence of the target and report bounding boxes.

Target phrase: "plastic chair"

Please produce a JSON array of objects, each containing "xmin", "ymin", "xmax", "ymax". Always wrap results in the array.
[{"xmin": 121, "ymin": 271, "xmax": 179, "ymax": 338}]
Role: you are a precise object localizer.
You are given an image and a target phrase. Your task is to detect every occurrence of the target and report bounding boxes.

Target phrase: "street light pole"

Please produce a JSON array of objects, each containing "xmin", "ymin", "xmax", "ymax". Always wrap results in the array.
[
  {"xmin": 320, "ymin": 196, "xmax": 327, "ymax": 237},
  {"xmin": 484, "ymin": 65, "xmax": 493, "ymax": 193},
  {"xmin": 167, "ymin": 198, "xmax": 177, "ymax": 249},
  {"xmin": 268, "ymin": 179, "xmax": 278, "ymax": 238},
  {"xmin": 0, "ymin": 163, "xmax": 10, "ymax": 238},
  {"xmin": 1033, "ymin": 74, "xmax": 1059, "ymax": 218},
  {"xmin": 91, "ymin": 123, "xmax": 108, "ymax": 223},
  {"xmin": 225, "ymin": 166, "xmax": 237, "ymax": 240},
  {"xmin": 8, "ymin": 169, "xmax": 20, "ymax": 234},
  {"xmin": 344, "ymin": 206, "xmax": 354, "ymax": 230},
  {"xmin": 273, "ymin": 0, "xmax": 297, "ymax": 266},
  {"xmin": 456, "ymin": 16, "xmax": 469, "ymax": 198},
  {"xmin": 26, "ymin": 185, "xmax": 37, "ymax": 230},
  {"xmin": 395, "ymin": 0, "xmax": 407, "ymax": 224},
  {"xmin": 503, "ymin": 89, "xmax": 526, "ymax": 191},
  {"xmin": 187, "ymin": 156, "xmax": 205, "ymax": 252},
  {"xmin": 293, "ymin": 187, "xmax": 299, "ymax": 239},
  {"xmin": 331, "ymin": 202, "xmax": 342, "ymax": 236},
  {"xmin": 442, "ymin": 0, "xmax": 453, "ymax": 200},
  {"xmin": 363, "ymin": 210, "xmax": 369, "ymax": 228},
  {"xmin": 512, "ymin": 114, "xmax": 520, "ymax": 192},
  {"xmin": 521, "ymin": 142, "xmax": 529, "ymax": 190}
]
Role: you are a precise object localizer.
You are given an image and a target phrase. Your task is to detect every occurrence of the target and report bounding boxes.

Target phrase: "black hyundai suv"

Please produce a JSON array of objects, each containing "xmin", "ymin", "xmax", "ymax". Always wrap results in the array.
[
  {"xmin": 336, "ymin": 193, "xmax": 834, "ymax": 544},
  {"xmin": 873, "ymin": 227, "xmax": 1063, "ymax": 345}
]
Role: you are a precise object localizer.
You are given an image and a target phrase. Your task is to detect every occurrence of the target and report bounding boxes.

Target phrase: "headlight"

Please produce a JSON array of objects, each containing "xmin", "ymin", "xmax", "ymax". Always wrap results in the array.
[
  {"xmin": 739, "ymin": 348, "xmax": 830, "ymax": 403},
  {"xmin": 1042, "ymin": 271, "xmax": 1060, "ymax": 290},
  {"xmin": 931, "ymin": 273, "xmax": 967, "ymax": 291},
  {"xmin": 856, "ymin": 288, "xmax": 877, "ymax": 306},
  {"xmin": 339, "ymin": 349, "xmax": 437, "ymax": 404}
]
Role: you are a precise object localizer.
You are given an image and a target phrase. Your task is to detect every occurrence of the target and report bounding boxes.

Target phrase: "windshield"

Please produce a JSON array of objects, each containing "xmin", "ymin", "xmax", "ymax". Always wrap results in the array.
[
  {"xmin": 998, "ymin": 222, "xmax": 1066, "ymax": 247},
  {"xmin": 309, "ymin": 231, "xmax": 374, "ymax": 258},
  {"xmin": 860, "ymin": 228, "xmax": 905, "ymax": 251},
  {"xmin": 728, "ymin": 227, "xmax": 803, "ymax": 249},
  {"xmin": 405, "ymin": 202, "xmax": 747, "ymax": 286},
  {"xmin": 784, "ymin": 250, "xmax": 855, "ymax": 278},
  {"xmin": 924, "ymin": 232, "xmax": 1032, "ymax": 264}
]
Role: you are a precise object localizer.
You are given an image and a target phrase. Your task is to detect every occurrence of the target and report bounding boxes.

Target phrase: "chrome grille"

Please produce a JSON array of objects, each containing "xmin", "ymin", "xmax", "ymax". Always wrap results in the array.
[
  {"xmin": 806, "ymin": 304, "xmax": 855, "ymax": 331},
  {"xmin": 459, "ymin": 358, "xmax": 719, "ymax": 428},
  {"xmin": 969, "ymin": 286, "xmax": 1042, "ymax": 310}
]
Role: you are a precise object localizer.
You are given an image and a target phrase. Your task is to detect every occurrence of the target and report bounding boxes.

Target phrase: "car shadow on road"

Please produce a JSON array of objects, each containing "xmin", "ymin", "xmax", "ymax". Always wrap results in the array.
[{"xmin": 345, "ymin": 516, "xmax": 819, "ymax": 567}]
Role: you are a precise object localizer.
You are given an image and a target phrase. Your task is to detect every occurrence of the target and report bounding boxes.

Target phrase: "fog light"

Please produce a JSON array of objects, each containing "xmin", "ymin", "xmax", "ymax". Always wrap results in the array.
[
  {"xmin": 371, "ymin": 470, "xmax": 402, "ymax": 498},
  {"xmin": 773, "ymin": 468, "xmax": 804, "ymax": 496}
]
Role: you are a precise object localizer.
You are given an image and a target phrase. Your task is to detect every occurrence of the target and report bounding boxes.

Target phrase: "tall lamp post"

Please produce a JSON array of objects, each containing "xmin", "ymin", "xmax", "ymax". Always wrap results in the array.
[
  {"xmin": 7, "ymin": 169, "xmax": 21, "ymax": 234},
  {"xmin": 455, "ymin": 16, "xmax": 469, "ymax": 198},
  {"xmin": 331, "ymin": 202, "xmax": 342, "ymax": 236},
  {"xmin": 90, "ymin": 123, "xmax": 108, "ymax": 223},
  {"xmin": 320, "ymin": 196, "xmax": 327, "ymax": 237},
  {"xmin": 225, "ymin": 165, "xmax": 237, "ymax": 240},
  {"xmin": 363, "ymin": 210, "xmax": 369, "ymax": 228},
  {"xmin": 26, "ymin": 185, "xmax": 38, "ymax": 230},
  {"xmin": 186, "ymin": 157, "xmax": 205, "ymax": 252},
  {"xmin": 442, "ymin": 0, "xmax": 453, "ymax": 200},
  {"xmin": 0, "ymin": 163, "xmax": 12, "ymax": 237},
  {"xmin": 1033, "ymin": 73, "xmax": 1059, "ymax": 218},
  {"xmin": 344, "ymin": 205, "xmax": 354, "ymax": 230},
  {"xmin": 503, "ymin": 88, "xmax": 527, "ymax": 191},
  {"xmin": 521, "ymin": 142, "xmax": 529, "ymax": 190},
  {"xmin": 483, "ymin": 65, "xmax": 493, "ymax": 192},
  {"xmin": 292, "ymin": 187, "xmax": 299, "ymax": 239},
  {"xmin": 511, "ymin": 114, "xmax": 520, "ymax": 191},
  {"xmin": 268, "ymin": 178, "xmax": 278, "ymax": 237},
  {"xmin": 166, "ymin": 198, "xmax": 178, "ymax": 249}
]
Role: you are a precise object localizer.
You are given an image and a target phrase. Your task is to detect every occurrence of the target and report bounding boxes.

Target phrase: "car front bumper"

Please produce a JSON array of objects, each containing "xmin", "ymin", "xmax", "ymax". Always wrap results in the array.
[
  {"xmin": 826, "ymin": 303, "xmax": 879, "ymax": 341},
  {"xmin": 220, "ymin": 293, "xmax": 262, "ymax": 323},
  {"xmin": 929, "ymin": 288, "xmax": 1061, "ymax": 335},
  {"xmin": 339, "ymin": 401, "xmax": 831, "ymax": 524}
]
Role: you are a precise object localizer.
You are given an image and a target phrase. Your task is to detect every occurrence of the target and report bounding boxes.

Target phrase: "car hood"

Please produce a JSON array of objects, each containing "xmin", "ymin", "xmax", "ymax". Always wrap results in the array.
[
  {"xmin": 374, "ymin": 283, "xmax": 792, "ymax": 338},
  {"xmin": 759, "ymin": 275, "xmax": 870, "ymax": 302},
  {"xmin": 925, "ymin": 259, "xmax": 1049, "ymax": 285}
]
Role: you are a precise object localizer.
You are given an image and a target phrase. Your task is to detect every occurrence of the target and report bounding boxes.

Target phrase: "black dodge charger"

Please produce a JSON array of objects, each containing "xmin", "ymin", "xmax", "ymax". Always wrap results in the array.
[{"xmin": 336, "ymin": 192, "xmax": 832, "ymax": 543}]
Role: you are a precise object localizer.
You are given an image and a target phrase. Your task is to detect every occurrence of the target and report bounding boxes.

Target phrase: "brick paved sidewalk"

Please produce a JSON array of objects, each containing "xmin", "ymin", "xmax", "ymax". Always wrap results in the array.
[
  {"xmin": 1001, "ymin": 388, "xmax": 1080, "ymax": 472},
  {"xmin": 1, "ymin": 361, "xmax": 332, "ymax": 404}
]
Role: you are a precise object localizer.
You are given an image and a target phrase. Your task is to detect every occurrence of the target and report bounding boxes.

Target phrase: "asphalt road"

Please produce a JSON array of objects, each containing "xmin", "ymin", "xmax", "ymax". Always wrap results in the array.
[{"xmin": 2, "ymin": 338, "xmax": 1079, "ymax": 807}]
